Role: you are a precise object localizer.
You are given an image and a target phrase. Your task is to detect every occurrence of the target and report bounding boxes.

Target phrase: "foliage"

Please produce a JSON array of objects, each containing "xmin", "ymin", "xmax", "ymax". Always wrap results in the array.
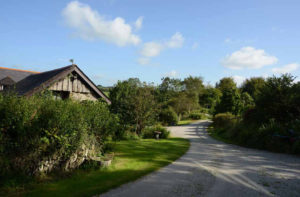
[
  {"xmin": 109, "ymin": 78, "xmax": 157, "ymax": 135},
  {"xmin": 3, "ymin": 138, "xmax": 189, "ymax": 197},
  {"xmin": 255, "ymin": 74, "xmax": 299, "ymax": 124},
  {"xmin": 159, "ymin": 107, "xmax": 178, "ymax": 126},
  {"xmin": 182, "ymin": 76, "xmax": 204, "ymax": 94},
  {"xmin": 240, "ymin": 92, "xmax": 254, "ymax": 113},
  {"xmin": 199, "ymin": 86, "xmax": 221, "ymax": 113},
  {"xmin": 168, "ymin": 91, "xmax": 199, "ymax": 119},
  {"xmin": 142, "ymin": 125, "xmax": 170, "ymax": 139},
  {"xmin": 214, "ymin": 88, "xmax": 242, "ymax": 115},
  {"xmin": 157, "ymin": 77, "xmax": 183, "ymax": 103},
  {"xmin": 213, "ymin": 113, "xmax": 236, "ymax": 129},
  {"xmin": 120, "ymin": 131, "xmax": 140, "ymax": 140},
  {"xmin": 240, "ymin": 77, "xmax": 265, "ymax": 101},
  {"xmin": 216, "ymin": 77, "xmax": 237, "ymax": 92},
  {"xmin": 189, "ymin": 112, "xmax": 203, "ymax": 120},
  {"xmin": 0, "ymin": 94, "xmax": 119, "ymax": 176}
]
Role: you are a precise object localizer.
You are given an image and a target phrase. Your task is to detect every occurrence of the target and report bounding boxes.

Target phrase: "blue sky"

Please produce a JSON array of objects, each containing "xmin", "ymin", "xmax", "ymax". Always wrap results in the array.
[{"xmin": 1, "ymin": 0, "xmax": 300, "ymax": 86}]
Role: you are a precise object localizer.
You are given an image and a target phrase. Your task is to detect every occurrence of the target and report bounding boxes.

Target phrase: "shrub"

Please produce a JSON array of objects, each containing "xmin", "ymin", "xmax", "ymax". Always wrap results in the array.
[
  {"xmin": 213, "ymin": 113, "xmax": 236, "ymax": 129},
  {"xmin": 292, "ymin": 141, "xmax": 300, "ymax": 154},
  {"xmin": 159, "ymin": 107, "xmax": 178, "ymax": 126},
  {"xmin": 189, "ymin": 113, "xmax": 202, "ymax": 120},
  {"xmin": 142, "ymin": 125, "xmax": 170, "ymax": 139},
  {"xmin": 0, "ymin": 93, "xmax": 119, "ymax": 176},
  {"xmin": 121, "ymin": 131, "xmax": 140, "ymax": 140}
]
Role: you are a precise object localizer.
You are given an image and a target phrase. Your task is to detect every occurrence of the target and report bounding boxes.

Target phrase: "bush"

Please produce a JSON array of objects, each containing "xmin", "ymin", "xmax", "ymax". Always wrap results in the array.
[
  {"xmin": 0, "ymin": 93, "xmax": 119, "ymax": 176},
  {"xmin": 189, "ymin": 113, "xmax": 202, "ymax": 120},
  {"xmin": 159, "ymin": 107, "xmax": 178, "ymax": 126},
  {"xmin": 142, "ymin": 125, "xmax": 170, "ymax": 139},
  {"xmin": 213, "ymin": 113, "xmax": 236, "ymax": 129},
  {"xmin": 292, "ymin": 141, "xmax": 300, "ymax": 154},
  {"xmin": 121, "ymin": 131, "xmax": 140, "ymax": 140}
]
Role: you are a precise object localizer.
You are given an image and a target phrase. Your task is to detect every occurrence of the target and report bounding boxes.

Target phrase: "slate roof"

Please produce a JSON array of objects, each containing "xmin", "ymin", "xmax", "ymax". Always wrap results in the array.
[
  {"xmin": 0, "ymin": 65, "xmax": 111, "ymax": 104},
  {"xmin": 0, "ymin": 67, "xmax": 39, "ymax": 82},
  {"xmin": 15, "ymin": 65, "xmax": 73, "ymax": 96},
  {"xmin": 16, "ymin": 65, "xmax": 111, "ymax": 104},
  {"xmin": 0, "ymin": 76, "xmax": 16, "ymax": 86}
]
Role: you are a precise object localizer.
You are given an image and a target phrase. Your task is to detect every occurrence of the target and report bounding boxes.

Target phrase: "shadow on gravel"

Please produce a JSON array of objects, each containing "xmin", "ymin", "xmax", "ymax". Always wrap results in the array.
[
  {"xmin": 102, "ymin": 122, "xmax": 300, "ymax": 197},
  {"xmin": 173, "ymin": 122, "xmax": 300, "ymax": 196}
]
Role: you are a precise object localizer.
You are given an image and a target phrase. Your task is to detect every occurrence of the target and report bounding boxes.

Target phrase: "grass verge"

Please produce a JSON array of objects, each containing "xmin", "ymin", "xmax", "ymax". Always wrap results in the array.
[
  {"xmin": 177, "ymin": 119, "xmax": 198, "ymax": 126},
  {"xmin": 207, "ymin": 126, "xmax": 236, "ymax": 145},
  {"xmin": 3, "ymin": 138, "xmax": 189, "ymax": 197}
]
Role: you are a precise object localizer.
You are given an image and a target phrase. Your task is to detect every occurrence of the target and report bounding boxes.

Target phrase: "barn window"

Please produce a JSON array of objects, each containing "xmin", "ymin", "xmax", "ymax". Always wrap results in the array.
[{"xmin": 52, "ymin": 91, "xmax": 70, "ymax": 100}]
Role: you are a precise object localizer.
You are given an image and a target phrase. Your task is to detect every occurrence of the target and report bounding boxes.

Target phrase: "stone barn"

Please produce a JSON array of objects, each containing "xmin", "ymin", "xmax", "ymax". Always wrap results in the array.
[{"xmin": 0, "ymin": 65, "xmax": 111, "ymax": 104}]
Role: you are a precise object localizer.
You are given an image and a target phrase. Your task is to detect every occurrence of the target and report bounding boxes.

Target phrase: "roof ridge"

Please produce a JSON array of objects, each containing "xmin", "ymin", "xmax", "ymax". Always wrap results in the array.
[
  {"xmin": 0, "ymin": 66, "xmax": 40, "ymax": 74},
  {"xmin": 36, "ymin": 65, "xmax": 75, "ymax": 75}
]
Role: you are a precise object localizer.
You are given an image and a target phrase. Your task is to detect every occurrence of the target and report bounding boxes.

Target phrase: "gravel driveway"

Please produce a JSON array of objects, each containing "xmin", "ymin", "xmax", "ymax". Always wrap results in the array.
[{"xmin": 101, "ymin": 120, "xmax": 300, "ymax": 197}]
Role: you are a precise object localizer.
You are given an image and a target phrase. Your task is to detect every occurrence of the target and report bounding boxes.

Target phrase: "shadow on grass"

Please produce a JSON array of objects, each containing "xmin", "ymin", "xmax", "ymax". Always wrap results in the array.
[{"xmin": 1, "ymin": 138, "xmax": 189, "ymax": 197}]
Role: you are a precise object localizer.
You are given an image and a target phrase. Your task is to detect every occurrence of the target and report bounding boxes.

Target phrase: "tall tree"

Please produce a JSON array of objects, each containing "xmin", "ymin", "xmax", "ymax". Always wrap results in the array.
[
  {"xmin": 215, "ymin": 88, "xmax": 241, "ymax": 115},
  {"xmin": 216, "ymin": 77, "xmax": 237, "ymax": 93},
  {"xmin": 199, "ymin": 86, "xmax": 222, "ymax": 113},
  {"xmin": 183, "ymin": 76, "xmax": 204, "ymax": 94},
  {"xmin": 168, "ymin": 92, "xmax": 198, "ymax": 120},
  {"xmin": 157, "ymin": 77, "xmax": 183, "ymax": 103},
  {"xmin": 215, "ymin": 77, "xmax": 241, "ymax": 115},
  {"xmin": 109, "ymin": 78, "xmax": 157, "ymax": 134},
  {"xmin": 240, "ymin": 77, "xmax": 265, "ymax": 101},
  {"xmin": 255, "ymin": 74, "xmax": 298, "ymax": 123}
]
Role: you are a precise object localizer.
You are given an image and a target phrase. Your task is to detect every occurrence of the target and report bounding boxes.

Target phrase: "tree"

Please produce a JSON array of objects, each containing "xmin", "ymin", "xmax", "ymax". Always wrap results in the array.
[
  {"xmin": 183, "ymin": 76, "xmax": 204, "ymax": 94},
  {"xmin": 199, "ymin": 86, "xmax": 222, "ymax": 113},
  {"xmin": 240, "ymin": 77, "xmax": 265, "ymax": 101},
  {"xmin": 168, "ymin": 92, "xmax": 198, "ymax": 120},
  {"xmin": 157, "ymin": 77, "xmax": 183, "ymax": 103},
  {"xmin": 131, "ymin": 85, "xmax": 157, "ymax": 134},
  {"xmin": 109, "ymin": 78, "xmax": 157, "ymax": 134},
  {"xmin": 215, "ymin": 88, "xmax": 242, "ymax": 115},
  {"xmin": 214, "ymin": 77, "xmax": 242, "ymax": 115},
  {"xmin": 216, "ymin": 77, "xmax": 237, "ymax": 93},
  {"xmin": 240, "ymin": 92, "xmax": 254, "ymax": 113},
  {"xmin": 255, "ymin": 74, "xmax": 298, "ymax": 123}
]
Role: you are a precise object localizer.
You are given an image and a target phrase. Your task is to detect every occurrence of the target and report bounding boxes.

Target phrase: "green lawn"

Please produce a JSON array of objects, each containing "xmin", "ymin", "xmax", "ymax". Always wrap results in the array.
[
  {"xmin": 177, "ymin": 119, "xmax": 198, "ymax": 126},
  {"xmin": 5, "ymin": 138, "xmax": 189, "ymax": 197}
]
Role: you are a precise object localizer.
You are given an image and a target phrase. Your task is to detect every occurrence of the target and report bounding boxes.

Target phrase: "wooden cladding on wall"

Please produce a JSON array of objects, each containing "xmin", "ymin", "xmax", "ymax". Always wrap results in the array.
[{"xmin": 48, "ymin": 74, "xmax": 91, "ymax": 93}]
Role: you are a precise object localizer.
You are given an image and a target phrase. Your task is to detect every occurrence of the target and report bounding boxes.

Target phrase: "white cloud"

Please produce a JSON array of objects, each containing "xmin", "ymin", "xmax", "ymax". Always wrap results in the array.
[
  {"xmin": 222, "ymin": 47, "xmax": 278, "ymax": 69},
  {"xmin": 232, "ymin": 75, "xmax": 245, "ymax": 86},
  {"xmin": 272, "ymin": 63, "xmax": 299, "ymax": 74},
  {"xmin": 164, "ymin": 70, "xmax": 178, "ymax": 78},
  {"xmin": 166, "ymin": 32, "xmax": 184, "ymax": 48},
  {"xmin": 192, "ymin": 42, "xmax": 199, "ymax": 49},
  {"xmin": 134, "ymin": 16, "xmax": 143, "ymax": 31},
  {"xmin": 138, "ymin": 32, "xmax": 184, "ymax": 64},
  {"xmin": 62, "ymin": 1, "xmax": 141, "ymax": 46},
  {"xmin": 137, "ymin": 57, "xmax": 150, "ymax": 65},
  {"xmin": 140, "ymin": 42, "xmax": 164, "ymax": 57}
]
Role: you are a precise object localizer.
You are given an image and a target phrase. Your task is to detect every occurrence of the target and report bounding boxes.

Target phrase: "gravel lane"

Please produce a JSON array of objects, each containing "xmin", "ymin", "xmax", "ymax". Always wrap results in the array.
[{"xmin": 101, "ymin": 120, "xmax": 300, "ymax": 197}]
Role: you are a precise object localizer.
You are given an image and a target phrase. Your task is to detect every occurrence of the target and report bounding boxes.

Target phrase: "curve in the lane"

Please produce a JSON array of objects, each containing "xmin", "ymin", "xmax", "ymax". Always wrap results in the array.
[{"xmin": 100, "ymin": 121, "xmax": 300, "ymax": 197}]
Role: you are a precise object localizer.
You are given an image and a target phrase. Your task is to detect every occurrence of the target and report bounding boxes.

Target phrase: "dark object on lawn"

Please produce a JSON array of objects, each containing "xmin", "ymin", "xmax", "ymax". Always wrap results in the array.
[{"xmin": 154, "ymin": 131, "xmax": 162, "ymax": 140}]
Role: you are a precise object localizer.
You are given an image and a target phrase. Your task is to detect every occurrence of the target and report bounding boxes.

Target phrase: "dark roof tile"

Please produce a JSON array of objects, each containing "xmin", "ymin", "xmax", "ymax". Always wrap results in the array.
[
  {"xmin": 15, "ymin": 65, "xmax": 73, "ymax": 95},
  {"xmin": 0, "ymin": 67, "xmax": 38, "ymax": 82}
]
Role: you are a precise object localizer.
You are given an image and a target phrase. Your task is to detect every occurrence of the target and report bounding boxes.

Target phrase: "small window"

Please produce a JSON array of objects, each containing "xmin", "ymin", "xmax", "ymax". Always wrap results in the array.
[{"xmin": 52, "ymin": 91, "xmax": 70, "ymax": 100}]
